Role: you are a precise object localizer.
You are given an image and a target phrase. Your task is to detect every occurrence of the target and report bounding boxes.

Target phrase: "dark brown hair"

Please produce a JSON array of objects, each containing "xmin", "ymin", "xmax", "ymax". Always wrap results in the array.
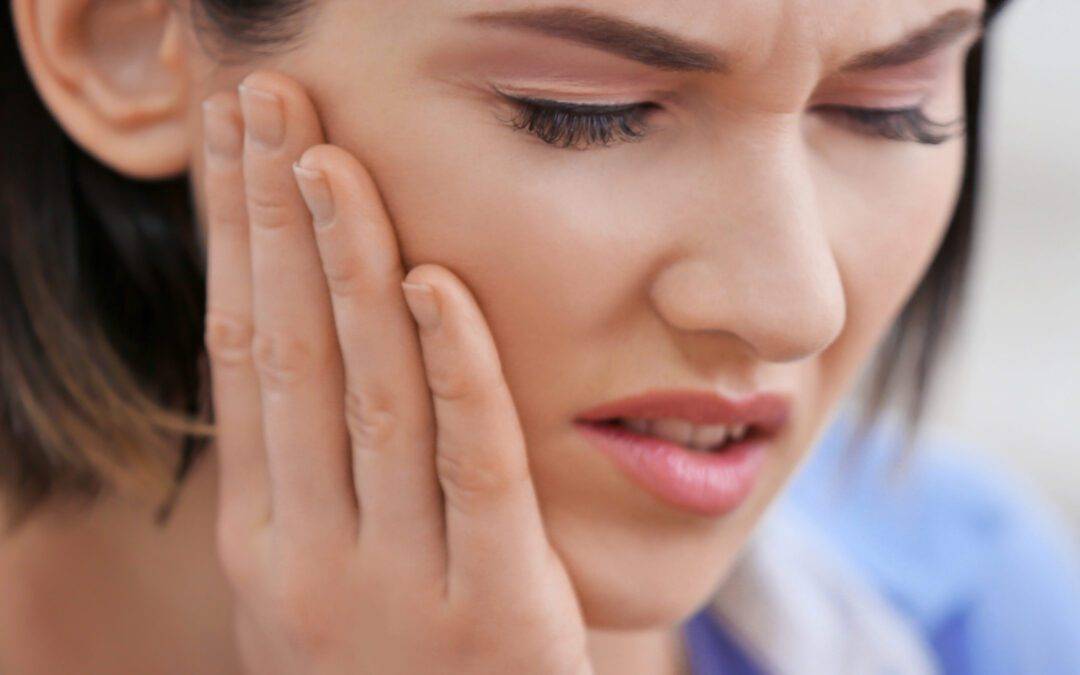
[
  {"xmin": 0, "ymin": 0, "xmax": 1015, "ymax": 535},
  {"xmin": 841, "ymin": 0, "xmax": 1014, "ymax": 480}
]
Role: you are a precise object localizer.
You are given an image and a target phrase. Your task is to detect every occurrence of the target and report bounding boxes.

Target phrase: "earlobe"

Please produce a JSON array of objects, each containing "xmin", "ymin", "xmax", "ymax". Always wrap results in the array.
[{"xmin": 11, "ymin": 0, "xmax": 192, "ymax": 180}]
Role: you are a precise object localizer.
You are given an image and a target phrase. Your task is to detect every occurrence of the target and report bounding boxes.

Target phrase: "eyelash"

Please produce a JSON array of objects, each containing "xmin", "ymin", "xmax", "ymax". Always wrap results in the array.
[
  {"xmin": 497, "ymin": 95, "xmax": 657, "ymax": 149},
  {"xmin": 498, "ymin": 94, "xmax": 966, "ymax": 149},
  {"xmin": 814, "ymin": 104, "xmax": 966, "ymax": 145}
]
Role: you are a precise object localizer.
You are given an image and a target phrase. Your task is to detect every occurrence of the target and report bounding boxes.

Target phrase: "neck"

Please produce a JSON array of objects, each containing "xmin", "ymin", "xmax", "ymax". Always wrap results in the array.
[
  {"xmin": 21, "ymin": 444, "xmax": 695, "ymax": 669},
  {"xmin": 587, "ymin": 622, "xmax": 692, "ymax": 675}
]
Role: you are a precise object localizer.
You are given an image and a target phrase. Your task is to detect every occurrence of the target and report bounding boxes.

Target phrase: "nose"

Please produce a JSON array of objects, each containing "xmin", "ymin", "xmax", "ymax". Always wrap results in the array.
[{"xmin": 648, "ymin": 133, "xmax": 846, "ymax": 364}]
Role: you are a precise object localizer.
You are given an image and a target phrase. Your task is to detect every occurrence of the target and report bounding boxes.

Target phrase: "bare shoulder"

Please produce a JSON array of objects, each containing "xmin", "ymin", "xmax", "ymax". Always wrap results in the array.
[
  {"xmin": 0, "ymin": 495, "xmax": 141, "ymax": 672},
  {"xmin": 0, "ymin": 460, "xmax": 241, "ymax": 674}
]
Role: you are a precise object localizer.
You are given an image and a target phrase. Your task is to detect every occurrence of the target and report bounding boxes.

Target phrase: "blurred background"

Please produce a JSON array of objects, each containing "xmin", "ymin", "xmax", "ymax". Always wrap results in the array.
[{"xmin": 920, "ymin": 0, "xmax": 1080, "ymax": 541}]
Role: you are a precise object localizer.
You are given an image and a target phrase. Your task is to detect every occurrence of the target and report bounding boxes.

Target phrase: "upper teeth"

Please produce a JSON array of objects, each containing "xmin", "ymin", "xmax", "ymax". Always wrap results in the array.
[{"xmin": 619, "ymin": 418, "xmax": 748, "ymax": 451}]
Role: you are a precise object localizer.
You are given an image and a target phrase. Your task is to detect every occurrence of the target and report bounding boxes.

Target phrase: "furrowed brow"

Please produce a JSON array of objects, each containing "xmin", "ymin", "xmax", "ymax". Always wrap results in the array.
[
  {"xmin": 461, "ymin": 6, "xmax": 729, "ymax": 73},
  {"xmin": 460, "ymin": 6, "xmax": 985, "ymax": 75},
  {"xmin": 840, "ymin": 8, "xmax": 986, "ymax": 72}
]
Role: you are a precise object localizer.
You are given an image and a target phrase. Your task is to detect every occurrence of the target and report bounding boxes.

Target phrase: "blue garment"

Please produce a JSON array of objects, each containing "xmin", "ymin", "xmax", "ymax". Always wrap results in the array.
[
  {"xmin": 683, "ymin": 606, "xmax": 763, "ymax": 675},
  {"xmin": 680, "ymin": 409, "xmax": 1080, "ymax": 674}
]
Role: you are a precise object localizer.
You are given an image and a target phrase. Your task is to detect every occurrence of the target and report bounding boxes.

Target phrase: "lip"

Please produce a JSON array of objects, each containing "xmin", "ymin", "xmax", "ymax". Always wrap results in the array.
[
  {"xmin": 573, "ymin": 388, "xmax": 791, "ymax": 433},
  {"xmin": 573, "ymin": 389, "xmax": 791, "ymax": 517}
]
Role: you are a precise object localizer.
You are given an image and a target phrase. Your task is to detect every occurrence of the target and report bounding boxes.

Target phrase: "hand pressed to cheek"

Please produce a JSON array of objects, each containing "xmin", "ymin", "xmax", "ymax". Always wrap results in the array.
[
  {"xmin": 291, "ymin": 138, "xmax": 562, "ymax": 601},
  {"xmin": 288, "ymin": 123, "xmax": 572, "ymax": 606},
  {"xmin": 236, "ymin": 71, "xmax": 358, "ymax": 543},
  {"xmin": 203, "ymin": 68, "xmax": 593, "ymax": 674},
  {"xmin": 202, "ymin": 92, "xmax": 270, "ymax": 534},
  {"xmin": 290, "ymin": 141, "xmax": 449, "ymax": 573},
  {"xmin": 397, "ymin": 263, "xmax": 560, "ymax": 604}
]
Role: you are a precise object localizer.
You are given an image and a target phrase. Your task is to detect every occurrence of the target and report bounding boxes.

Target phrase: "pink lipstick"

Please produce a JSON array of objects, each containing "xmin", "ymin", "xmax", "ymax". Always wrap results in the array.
[{"xmin": 574, "ymin": 389, "xmax": 791, "ymax": 517}]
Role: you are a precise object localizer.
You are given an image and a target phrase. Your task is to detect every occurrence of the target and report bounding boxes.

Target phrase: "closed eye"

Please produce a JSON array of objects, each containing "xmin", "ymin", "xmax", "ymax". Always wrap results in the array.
[
  {"xmin": 494, "ymin": 90, "xmax": 965, "ymax": 149},
  {"xmin": 492, "ymin": 89, "xmax": 657, "ymax": 150},
  {"xmin": 812, "ymin": 104, "xmax": 965, "ymax": 144}
]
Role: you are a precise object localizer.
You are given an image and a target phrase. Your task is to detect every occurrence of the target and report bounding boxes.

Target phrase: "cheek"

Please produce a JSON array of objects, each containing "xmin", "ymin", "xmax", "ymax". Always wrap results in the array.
[
  {"xmin": 326, "ymin": 75, "xmax": 709, "ymax": 323},
  {"xmin": 315, "ymin": 82, "xmax": 671, "ymax": 421},
  {"xmin": 818, "ymin": 135, "xmax": 967, "ymax": 401},
  {"xmin": 816, "ymin": 60, "xmax": 969, "ymax": 347}
]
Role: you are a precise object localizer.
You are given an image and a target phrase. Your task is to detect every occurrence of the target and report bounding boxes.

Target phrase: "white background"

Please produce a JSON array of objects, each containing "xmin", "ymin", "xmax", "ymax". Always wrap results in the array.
[{"xmin": 919, "ymin": 0, "xmax": 1080, "ymax": 541}]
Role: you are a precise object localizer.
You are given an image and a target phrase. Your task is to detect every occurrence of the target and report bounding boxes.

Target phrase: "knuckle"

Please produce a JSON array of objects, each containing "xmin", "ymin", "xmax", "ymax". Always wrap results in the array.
[
  {"xmin": 436, "ymin": 448, "xmax": 527, "ymax": 503},
  {"xmin": 321, "ymin": 255, "xmax": 369, "ymax": 298},
  {"xmin": 246, "ymin": 190, "xmax": 293, "ymax": 229},
  {"xmin": 425, "ymin": 362, "xmax": 488, "ymax": 403},
  {"xmin": 251, "ymin": 330, "xmax": 315, "ymax": 386},
  {"xmin": 205, "ymin": 310, "xmax": 254, "ymax": 366},
  {"xmin": 343, "ymin": 387, "xmax": 398, "ymax": 452},
  {"xmin": 430, "ymin": 373, "xmax": 509, "ymax": 422},
  {"xmin": 271, "ymin": 574, "xmax": 336, "ymax": 653}
]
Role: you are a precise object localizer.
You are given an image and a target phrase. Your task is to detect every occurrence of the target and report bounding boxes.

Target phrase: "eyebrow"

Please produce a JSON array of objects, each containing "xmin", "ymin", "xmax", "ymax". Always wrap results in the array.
[
  {"xmin": 840, "ymin": 8, "xmax": 985, "ymax": 71},
  {"xmin": 460, "ymin": 6, "xmax": 985, "ymax": 74}
]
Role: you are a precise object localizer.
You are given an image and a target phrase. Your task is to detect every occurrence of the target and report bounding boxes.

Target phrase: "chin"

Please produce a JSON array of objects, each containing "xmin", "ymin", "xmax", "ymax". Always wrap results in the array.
[
  {"xmin": 574, "ymin": 551, "xmax": 740, "ymax": 630},
  {"xmin": 545, "ymin": 507, "xmax": 757, "ymax": 630}
]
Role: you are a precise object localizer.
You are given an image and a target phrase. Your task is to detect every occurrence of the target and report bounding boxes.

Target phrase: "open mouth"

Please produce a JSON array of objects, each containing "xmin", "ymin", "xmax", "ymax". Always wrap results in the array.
[{"xmin": 588, "ymin": 417, "xmax": 764, "ymax": 454}]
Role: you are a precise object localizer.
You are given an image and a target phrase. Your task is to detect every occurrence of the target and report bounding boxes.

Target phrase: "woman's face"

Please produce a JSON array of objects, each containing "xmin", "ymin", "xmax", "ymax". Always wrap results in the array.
[{"xmin": 186, "ymin": 0, "xmax": 982, "ymax": 628}]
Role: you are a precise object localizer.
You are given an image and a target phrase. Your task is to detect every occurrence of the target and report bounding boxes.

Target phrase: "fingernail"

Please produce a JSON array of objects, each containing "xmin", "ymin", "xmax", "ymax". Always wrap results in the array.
[
  {"xmin": 202, "ymin": 99, "xmax": 241, "ymax": 160},
  {"xmin": 402, "ymin": 282, "xmax": 441, "ymax": 330},
  {"xmin": 238, "ymin": 83, "xmax": 285, "ymax": 148},
  {"xmin": 293, "ymin": 162, "xmax": 335, "ymax": 227}
]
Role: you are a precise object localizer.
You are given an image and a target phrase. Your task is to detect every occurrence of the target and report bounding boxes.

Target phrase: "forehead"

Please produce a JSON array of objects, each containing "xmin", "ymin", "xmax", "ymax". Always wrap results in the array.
[{"xmin": 440, "ymin": 0, "xmax": 984, "ymax": 72}]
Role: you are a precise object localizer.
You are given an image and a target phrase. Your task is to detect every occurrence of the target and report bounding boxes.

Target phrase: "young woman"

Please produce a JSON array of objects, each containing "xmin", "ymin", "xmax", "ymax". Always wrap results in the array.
[{"xmin": 2, "ymin": 0, "xmax": 1078, "ymax": 673}]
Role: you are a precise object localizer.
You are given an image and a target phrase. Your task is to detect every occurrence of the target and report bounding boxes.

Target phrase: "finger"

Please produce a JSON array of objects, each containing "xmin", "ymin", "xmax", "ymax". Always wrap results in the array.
[
  {"xmin": 238, "ymin": 71, "xmax": 356, "ymax": 543},
  {"xmin": 399, "ymin": 265, "xmax": 552, "ymax": 602},
  {"xmin": 293, "ymin": 145, "xmax": 446, "ymax": 573},
  {"xmin": 201, "ymin": 91, "xmax": 271, "ymax": 533}
]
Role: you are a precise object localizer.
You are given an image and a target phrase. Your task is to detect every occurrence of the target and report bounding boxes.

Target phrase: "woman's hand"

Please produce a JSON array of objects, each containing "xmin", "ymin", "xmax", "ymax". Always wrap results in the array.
[{"xmin": 200, "ymin": 70, "xmax": 593, "ymax": 675}]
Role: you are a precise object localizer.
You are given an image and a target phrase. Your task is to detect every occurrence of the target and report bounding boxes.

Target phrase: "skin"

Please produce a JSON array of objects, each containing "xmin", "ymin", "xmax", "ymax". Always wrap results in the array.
[{"xmin": 1, "ymin": 0, "xmax": 983, "ymax": 672}]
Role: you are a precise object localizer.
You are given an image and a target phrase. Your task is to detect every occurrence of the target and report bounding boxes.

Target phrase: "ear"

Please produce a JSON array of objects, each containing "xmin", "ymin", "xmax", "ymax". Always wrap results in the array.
[{"xmin": 11, "ymin": 0, "xmax": 191, "ymax": 180}]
